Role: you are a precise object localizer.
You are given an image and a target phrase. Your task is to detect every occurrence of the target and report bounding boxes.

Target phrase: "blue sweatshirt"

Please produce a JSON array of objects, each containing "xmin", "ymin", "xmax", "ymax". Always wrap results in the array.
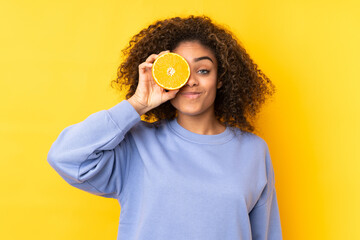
[{"xmin": 47, "ymin": 100, "xmax": 282, "ymax": 240}]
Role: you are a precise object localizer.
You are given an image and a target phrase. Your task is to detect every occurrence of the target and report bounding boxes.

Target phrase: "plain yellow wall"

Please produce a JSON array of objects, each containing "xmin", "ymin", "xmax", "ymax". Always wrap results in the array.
[{"xmin": 1, "ymin": 0, "xmax": 359, "ymax": 239}]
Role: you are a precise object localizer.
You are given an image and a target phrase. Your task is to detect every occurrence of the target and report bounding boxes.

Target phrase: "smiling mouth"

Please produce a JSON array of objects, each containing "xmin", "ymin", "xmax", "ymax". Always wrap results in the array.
[{"xmin": 180, "ymin": 92, "xmax": 201, "ymax": 99}]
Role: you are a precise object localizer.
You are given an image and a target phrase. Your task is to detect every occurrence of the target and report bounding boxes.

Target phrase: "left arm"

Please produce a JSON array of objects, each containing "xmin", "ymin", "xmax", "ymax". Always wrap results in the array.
[{"xmin": 249, "ymin": 143, "xmax": 282, "ymax": 239}]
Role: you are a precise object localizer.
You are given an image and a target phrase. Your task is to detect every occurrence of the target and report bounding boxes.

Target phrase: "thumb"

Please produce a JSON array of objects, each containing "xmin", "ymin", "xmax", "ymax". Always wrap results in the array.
[{"xmin": 163, "ymin": 89, "xmax": 180, "ymax": 101}]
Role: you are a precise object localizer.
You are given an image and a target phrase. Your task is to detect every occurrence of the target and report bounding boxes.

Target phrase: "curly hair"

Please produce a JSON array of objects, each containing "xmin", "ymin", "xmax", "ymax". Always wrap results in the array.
[{"xmin": 110, "ymin": 15, "xmax": 276, "ymax": 134}]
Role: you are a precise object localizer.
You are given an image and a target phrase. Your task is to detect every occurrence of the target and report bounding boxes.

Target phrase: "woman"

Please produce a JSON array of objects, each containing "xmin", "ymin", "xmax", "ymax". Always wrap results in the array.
[{"xmin": 48, "ymin": 15, "xmax": 282, "ymax": 239}]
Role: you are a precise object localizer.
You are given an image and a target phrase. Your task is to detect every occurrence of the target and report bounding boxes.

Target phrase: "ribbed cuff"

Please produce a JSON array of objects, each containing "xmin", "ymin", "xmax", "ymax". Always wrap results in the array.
[{"xmin": 107, "ymin": 100, "xmax": 141, "ymax": 133}]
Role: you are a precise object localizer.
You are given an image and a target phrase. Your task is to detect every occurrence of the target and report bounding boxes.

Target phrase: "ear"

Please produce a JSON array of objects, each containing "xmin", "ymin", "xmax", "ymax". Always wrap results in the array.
[{"xmin": 217, "ymin": 81, "xmax": 223, "ymax": 89}]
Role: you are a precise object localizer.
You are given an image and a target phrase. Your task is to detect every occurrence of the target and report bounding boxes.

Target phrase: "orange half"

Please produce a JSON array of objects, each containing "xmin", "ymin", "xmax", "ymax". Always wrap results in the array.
[{"xmin": 152, "ymin": 52, "xmax": 190, "ymax": 90}]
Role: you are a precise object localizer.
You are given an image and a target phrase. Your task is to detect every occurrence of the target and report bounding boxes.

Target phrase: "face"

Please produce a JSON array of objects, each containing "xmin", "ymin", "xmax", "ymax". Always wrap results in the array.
[{"xmin": 170, "ymin": 41, "xmax": 222, "ymax": 117}]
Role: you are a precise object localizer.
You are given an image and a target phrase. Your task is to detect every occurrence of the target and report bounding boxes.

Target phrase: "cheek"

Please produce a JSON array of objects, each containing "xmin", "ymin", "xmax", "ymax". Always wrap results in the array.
[
  {"xmin": 206, "ymin": 81, "xmax": 218, "ymax": 98},
  {"xmin": 170, "ymin": 96, "xmax": 180, "ymax": 109}
]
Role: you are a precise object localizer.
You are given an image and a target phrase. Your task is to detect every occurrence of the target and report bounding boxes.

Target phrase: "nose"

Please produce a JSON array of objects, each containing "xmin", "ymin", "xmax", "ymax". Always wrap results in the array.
[{"xmin": 186, "ymin": 72, "xmax": 198, "ymax": 87}]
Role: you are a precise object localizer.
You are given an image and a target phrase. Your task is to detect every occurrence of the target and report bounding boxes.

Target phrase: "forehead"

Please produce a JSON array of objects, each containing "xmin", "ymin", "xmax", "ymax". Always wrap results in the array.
[{"xmin": 172, "ymin": 41, "xmax": 217, "ymax": 65}]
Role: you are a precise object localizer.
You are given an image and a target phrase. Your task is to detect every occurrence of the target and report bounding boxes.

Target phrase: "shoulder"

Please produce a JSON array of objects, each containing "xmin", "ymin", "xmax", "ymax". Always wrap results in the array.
[
  {"xmin": 244, "ymin": 132, "xmax": 274, "ymax": 174},
  {"xmin": 230, "ymin": 127, "xmax": 269, "ymax": 151}
]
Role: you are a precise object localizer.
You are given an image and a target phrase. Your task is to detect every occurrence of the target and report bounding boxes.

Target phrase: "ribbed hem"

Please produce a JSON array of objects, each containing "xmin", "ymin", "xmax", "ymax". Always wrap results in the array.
[
  {"xmin": 166, "ymin": 118, "xmax": 235, "ymax": 145},
  {"xmin": 106, "ymin": 100, "xmax": 141, "ymax": 133}
]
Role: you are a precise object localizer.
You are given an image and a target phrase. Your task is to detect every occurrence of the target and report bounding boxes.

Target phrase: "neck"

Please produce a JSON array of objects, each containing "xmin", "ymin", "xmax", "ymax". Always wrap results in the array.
[{"xmin": 176, "ymin": 111, "xmax": 226, "ymax": 135}]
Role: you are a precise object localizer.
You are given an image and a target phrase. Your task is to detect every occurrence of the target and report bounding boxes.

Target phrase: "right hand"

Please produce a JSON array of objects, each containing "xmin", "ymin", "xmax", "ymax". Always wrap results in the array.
[{"xmin": 128, "ymin": 50, "xmax": 180, "ymax": 116}]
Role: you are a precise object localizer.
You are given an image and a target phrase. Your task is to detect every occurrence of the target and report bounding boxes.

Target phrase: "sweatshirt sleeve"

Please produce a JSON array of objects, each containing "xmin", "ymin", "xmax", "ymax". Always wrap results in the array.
[
  {"xmin": 249, "ymin": 143, "xmax": 282, "ymax": 240},
  {"xmin": 47, "ymin": 100, "xmax": 141, "ymax": 199}
]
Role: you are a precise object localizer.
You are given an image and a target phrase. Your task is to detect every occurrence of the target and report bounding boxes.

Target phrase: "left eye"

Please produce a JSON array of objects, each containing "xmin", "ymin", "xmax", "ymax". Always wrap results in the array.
[{"xmin": 198, "ymin": 69, "xmax": 209, "ymax": 74}]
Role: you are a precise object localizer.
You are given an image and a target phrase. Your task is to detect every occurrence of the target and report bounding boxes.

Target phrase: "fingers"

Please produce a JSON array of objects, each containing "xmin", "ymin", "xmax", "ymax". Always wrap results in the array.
[
  {"xmin": 145, "ymin": 50, "xmax": 170, "ymax": 63},
  {"xmin": 138, "ymin": 62, "xmax": 153, "ymax": 73},
  {"xmin": 139, "ymin": 50, "xmax": 171, "ymax": 76},
  {"xmin": 163, "ymin": 89, "xmax": 180, "ymax": 101},
  {"xmin": 158, "ymin": 50, "xmax": 170, "ymax": 56}
]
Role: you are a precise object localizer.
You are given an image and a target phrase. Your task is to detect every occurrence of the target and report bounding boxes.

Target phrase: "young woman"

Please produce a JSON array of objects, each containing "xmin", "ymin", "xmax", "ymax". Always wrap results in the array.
[{"xmin": 48, "ymin": 15, "xmax": 282, "ymax": 240}]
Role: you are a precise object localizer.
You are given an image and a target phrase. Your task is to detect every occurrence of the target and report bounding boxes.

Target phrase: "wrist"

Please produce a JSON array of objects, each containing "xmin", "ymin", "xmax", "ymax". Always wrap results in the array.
[{"xmin": 127, "ymin": 97, "xmax": 150, "ymax": 116}]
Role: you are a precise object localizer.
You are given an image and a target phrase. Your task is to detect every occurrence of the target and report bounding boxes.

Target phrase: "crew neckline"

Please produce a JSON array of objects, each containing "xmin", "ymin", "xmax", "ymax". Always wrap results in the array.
[{"xmin": 166, "ymin": 118, "xmax": 235, "ymax": 144}]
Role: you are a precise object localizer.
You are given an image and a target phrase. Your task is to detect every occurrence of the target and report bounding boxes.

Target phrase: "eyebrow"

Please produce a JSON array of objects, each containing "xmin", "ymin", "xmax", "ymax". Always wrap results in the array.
[{"xmin": 193, "ymin": 56, "xmax": 214, "ymax": 63}]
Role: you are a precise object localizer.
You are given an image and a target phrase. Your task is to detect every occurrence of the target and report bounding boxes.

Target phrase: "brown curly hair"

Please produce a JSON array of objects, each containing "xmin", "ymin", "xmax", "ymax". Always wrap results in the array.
[{"xmin": 110, "ymin": 15, "xmax": 276, "ymax": 134}]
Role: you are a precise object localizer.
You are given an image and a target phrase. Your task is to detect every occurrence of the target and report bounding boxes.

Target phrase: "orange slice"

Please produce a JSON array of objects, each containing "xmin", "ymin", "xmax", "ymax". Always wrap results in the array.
[{"xmin": 152, "ymin": 52, "xmax": 190, "ymax": 90}]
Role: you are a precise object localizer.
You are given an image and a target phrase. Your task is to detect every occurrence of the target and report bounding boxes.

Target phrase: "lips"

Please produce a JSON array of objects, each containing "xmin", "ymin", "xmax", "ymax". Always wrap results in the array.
[
  {"xmin": 180, "ymin": 92, "xmax": 201, "ymax": 99},
  {"xmin": 181, "ymin": 92, "xmax": 201, "ymax": 95}
]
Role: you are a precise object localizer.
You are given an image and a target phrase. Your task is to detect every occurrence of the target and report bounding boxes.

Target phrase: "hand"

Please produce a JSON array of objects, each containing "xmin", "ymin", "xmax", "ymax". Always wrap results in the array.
[{"xmin": 128, "ymin": 50, "xmax": 180, "ymax": 115}]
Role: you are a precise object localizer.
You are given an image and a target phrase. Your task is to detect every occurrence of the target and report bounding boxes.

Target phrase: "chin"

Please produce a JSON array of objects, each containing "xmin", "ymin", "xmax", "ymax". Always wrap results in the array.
[
  {"xmin": 170, "ymin": 103, "xmax": 197, "ymax": 115},
  {"xmin": 170, "ymin": 99, "xmax": 215, "ymax": 117},
  {"xmin": 173, "ymin": 104, "xmax": 211, "ymax": 117}
]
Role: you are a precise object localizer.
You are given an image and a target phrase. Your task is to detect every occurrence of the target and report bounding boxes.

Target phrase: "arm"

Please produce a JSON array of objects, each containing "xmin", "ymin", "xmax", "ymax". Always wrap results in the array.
[
  {"xmin": 249, "ymin": 143, "xmax": 283, "ymax": 239},
  {"xmin": 47, "ymin": 100, "xmax": 140, "ymax": 199},
  {"xmin": 47, "ymin": 50, "xmax": 179, "ymax": 199}
]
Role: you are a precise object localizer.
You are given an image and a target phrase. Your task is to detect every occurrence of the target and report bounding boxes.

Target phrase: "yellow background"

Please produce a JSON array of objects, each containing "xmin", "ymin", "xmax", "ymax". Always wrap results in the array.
[{"xmin": 1, "ymin": 0, "xmax": 359, "ymax": 239}]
